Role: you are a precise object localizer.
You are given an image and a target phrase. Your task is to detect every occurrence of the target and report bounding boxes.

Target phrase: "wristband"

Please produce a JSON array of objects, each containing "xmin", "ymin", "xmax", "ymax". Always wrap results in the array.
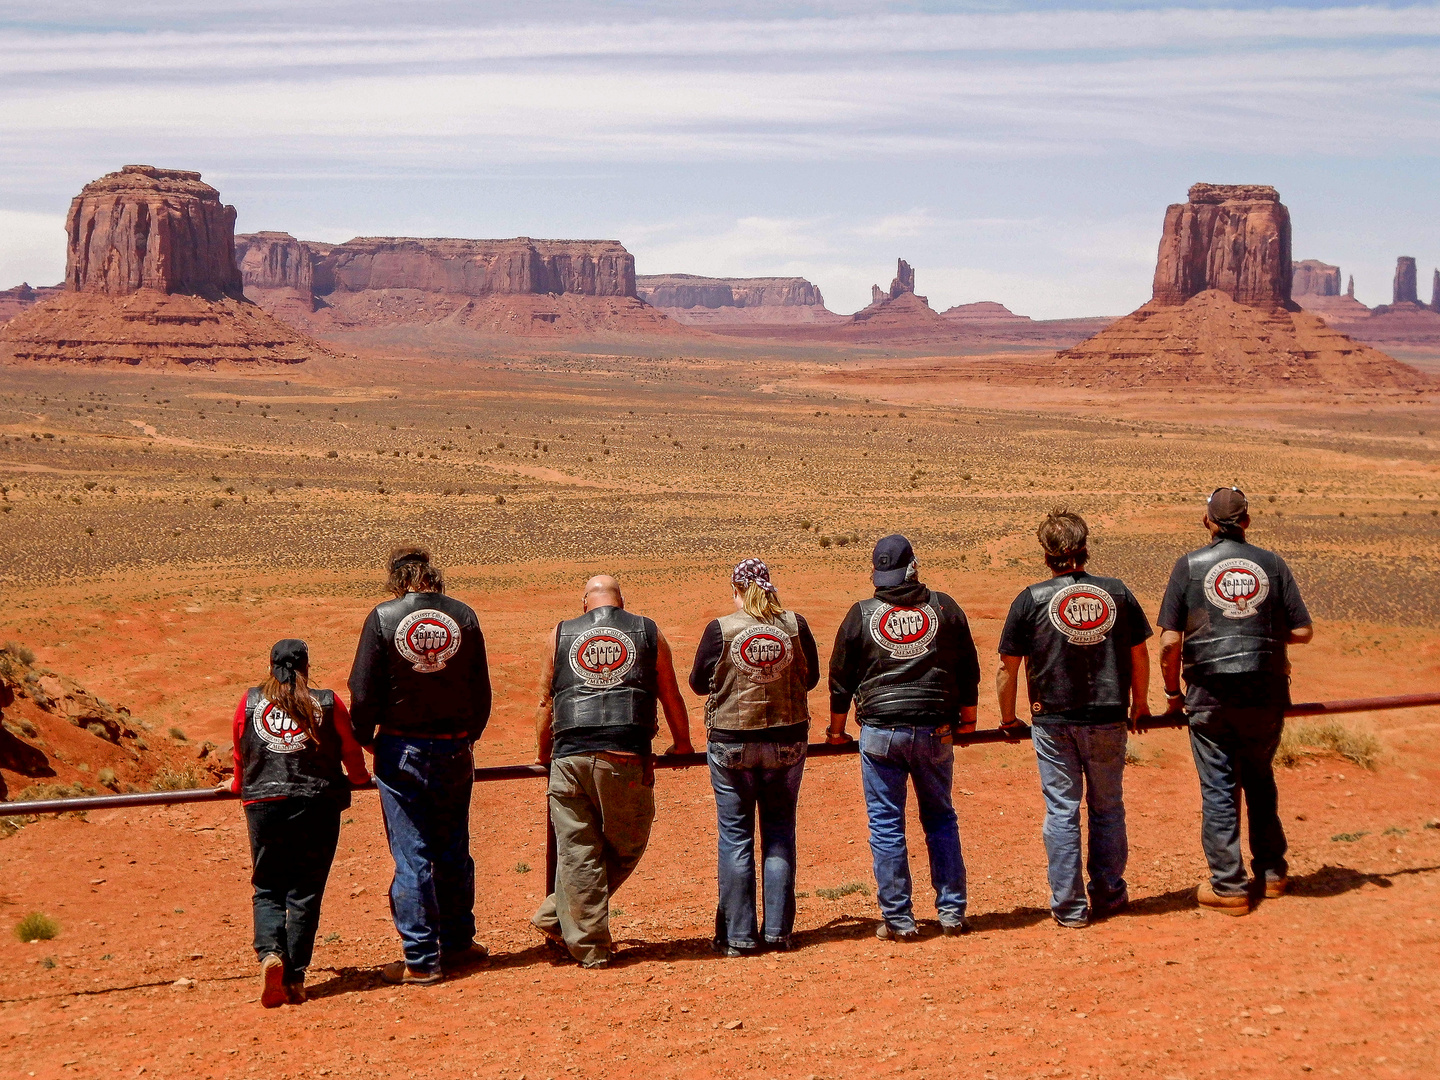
[{"xmin": 1165, "ymin": 689, "xmax": 1183, "ymax": 698}]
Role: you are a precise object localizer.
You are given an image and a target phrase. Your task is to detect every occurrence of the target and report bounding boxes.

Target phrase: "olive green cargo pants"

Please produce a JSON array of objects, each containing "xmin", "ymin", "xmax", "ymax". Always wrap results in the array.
[{"xmin": 531, "ymin": 752, "xmax": 654, "ymax": 967}]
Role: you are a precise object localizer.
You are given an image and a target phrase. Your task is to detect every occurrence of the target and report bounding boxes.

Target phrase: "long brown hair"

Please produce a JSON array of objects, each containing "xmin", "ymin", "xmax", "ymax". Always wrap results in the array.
[
  {"xmin": 260, "ymin": 672, "xmax": 322, "ymax": 744},
  {"xmin": 387, "ymin": 545, "xmax": 445, "ymax": 597}
]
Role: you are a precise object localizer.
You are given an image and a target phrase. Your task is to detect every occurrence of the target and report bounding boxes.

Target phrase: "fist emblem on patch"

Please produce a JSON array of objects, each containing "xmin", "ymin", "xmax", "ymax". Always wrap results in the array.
[
  {"xmin": 730, "ymin": 624, "xmax": 794, "ymax": 684},
  {"xmin": 869, "ymin": 603, "xmax": 939, "ymax": 659},
  {"xmin": 254, "ymin": 698, "xmax": 308, "ymax": 754},
  {"xmin": 1047, "ymin": 583, "xmax": 1117, "ymax": 646},
  {"xmin": 394, "ymin": 609, "xmax": 463, "ymax": 673},
  {"xmin": 1203, "ymin": 558, "xmax": 1270, "ymax": 620},
  {"xmin": 569, "ymin": 626, "xmax": 638, "ymax": 688}
]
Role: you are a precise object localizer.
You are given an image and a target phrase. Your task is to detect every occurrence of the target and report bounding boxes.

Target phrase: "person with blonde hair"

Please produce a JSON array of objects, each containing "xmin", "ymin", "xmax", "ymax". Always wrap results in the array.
[
  {"xmin": 230, "ymin": 639, "xmax": 370, "ymax": 1007},
  {"xmin": 690, "ymin": 559, "xmax": 820, "ymax": 955}
]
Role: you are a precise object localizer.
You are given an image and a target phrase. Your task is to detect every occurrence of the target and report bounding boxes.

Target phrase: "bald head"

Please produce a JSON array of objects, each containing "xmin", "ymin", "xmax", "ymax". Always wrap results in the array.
[{"xmin": 582, "ymin": 574, "xmax": 624, "ymax": 612}]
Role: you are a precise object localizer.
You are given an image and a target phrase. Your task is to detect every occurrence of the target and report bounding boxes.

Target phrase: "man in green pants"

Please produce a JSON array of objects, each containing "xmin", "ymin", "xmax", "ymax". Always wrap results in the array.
[{"xmin": 532, "ymin": 575, "xmax": 693, "ymax": 967}]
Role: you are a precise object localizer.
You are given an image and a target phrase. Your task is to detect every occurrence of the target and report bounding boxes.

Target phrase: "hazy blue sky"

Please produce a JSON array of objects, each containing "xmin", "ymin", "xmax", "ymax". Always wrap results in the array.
[{"xmin": 2, "ymin": 1, "xmax": 1437, "ymax": 317}]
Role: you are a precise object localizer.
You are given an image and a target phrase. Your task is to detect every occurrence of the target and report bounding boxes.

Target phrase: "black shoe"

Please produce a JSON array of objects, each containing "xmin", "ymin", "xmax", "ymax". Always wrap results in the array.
[
  {"xmin": 940, "ymin": 919, "xmax": 970, "ymax": 936},
  {"xmin": 765, "ymin": 936, "xmax": 796, "ymax": 952},
  {"xmin": 711, "ymin": 939, "xmax": 757, "ymax": 958},
  {"xmin": 1053, "ymin": 914, "xmax": 1090, "ymax": 929},
  {"xmin": 876, "ymin": 922, "xmax": 920, "ymax": 942},
  {"xmin": 442, "ymin": 942, "xmax": 490, "ymax": 970}
]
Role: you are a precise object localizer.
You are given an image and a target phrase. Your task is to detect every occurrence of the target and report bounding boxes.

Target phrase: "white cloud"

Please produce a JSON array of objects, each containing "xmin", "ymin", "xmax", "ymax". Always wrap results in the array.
[{"xmin": 0, "ymin": 211, "xmax": 67, "ymax": 290}]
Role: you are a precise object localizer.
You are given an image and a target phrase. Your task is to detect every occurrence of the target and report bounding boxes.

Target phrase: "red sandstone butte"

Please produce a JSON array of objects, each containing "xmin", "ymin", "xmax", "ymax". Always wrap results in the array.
[
  {"xmin": 0, "ymin": 166, "xmax": 319, "ymax": 366},
  {"xmin": 65, "ymin": 165, "xmax": 244, "ymax": 300},
  {"xmin": 1057, "ymin": 184, "xmax": 1428, "ymax": 389},
  {"xmin": 1293, "ymin": 259, "xmax": 1341, "ymax": 298},
  {"xmin": 1152, "ymin": 183, "xmax": 1291, "ymax": 307},
  {"xmin": 634, "ymin": 274, "xmax": 842, "ymax": 326}
]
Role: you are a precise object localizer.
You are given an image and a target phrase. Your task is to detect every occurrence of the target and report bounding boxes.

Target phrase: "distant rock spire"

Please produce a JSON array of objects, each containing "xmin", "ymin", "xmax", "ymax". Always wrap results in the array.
[
  {"xmin": 1394, "ymin": 256, "xmax": 1419, "ymax": 305},
  {"xmin": 888, "ymin": 259, "xmax": 915, "ymax": 300},
  {"xmin": 1432, "ymin": 268, "xmax": 1440, "ymax": 313},
  {"xmin": 1346, "ymin": 274, "xmax": 1355, "ymax": 298}
]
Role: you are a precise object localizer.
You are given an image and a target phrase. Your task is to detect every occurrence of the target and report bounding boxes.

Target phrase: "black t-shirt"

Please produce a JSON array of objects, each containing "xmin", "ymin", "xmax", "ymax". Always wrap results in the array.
[
  {"xmin": 1157, "ymin": 538, "xmax": 1311, "ymax": 708},
  {"xmin": 998, "ymin": 575, "xmax": 1153, "ymax": 725}
]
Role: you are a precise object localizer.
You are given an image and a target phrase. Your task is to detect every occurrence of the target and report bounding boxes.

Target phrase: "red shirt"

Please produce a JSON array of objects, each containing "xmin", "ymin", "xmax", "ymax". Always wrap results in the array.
[{"xmin": 230, "ymin": 691, "xmax": 371, "ymax": 803}]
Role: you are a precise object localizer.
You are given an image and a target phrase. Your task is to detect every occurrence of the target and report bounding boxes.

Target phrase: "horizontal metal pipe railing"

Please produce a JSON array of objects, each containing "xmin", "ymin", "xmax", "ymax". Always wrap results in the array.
[{"xmin": 3, "ymin": 691, "xmax": 1438, "ymax": 818}]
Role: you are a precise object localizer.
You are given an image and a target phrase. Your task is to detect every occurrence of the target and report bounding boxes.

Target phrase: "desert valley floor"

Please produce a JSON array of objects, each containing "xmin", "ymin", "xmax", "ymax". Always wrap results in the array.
[{"xmin": 1, "ymin": 337, "xmax": 1438, "ymax": 1079}]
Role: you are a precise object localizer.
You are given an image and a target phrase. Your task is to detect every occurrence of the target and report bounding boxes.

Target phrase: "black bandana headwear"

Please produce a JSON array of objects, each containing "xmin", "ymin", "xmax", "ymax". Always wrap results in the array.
[
  {"xmin": 390, "ymin": 552, "xmax": 429, "ymax": 572},
  {"xmin": 270, "ymin": 639, "xmax": 309, "ymax": 686},
  {"xmin": 732, "ymin": 558, "xmax": 777, "ymax": 595}
]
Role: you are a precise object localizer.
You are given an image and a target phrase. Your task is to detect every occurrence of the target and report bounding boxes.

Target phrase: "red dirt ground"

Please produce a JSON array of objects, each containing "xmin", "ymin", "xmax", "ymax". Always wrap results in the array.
[{"xmin": 1, "ymin": 567, "xmax": 1438, "ymax": 1080}]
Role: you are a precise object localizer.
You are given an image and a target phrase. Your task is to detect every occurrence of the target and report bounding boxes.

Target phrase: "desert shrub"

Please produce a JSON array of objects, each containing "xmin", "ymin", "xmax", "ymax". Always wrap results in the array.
[
  {"xmin": 97, "ymin": 767, "xmax": 118, "ymax": 790},
  {"xmin": 14, "ymin": 911, "xmax": 59, "ymax": 941},
  {"xmin": 818, "ymin": 535, "xmax": 832, "ymax": 548},
  {"xmin": 22, "ymin": 781, "xmax": 94, "ymax": 801},
  {"xmin": 815, "ymin": 881, "xmax": 870, "ymax": 900},
  {"xmin": 513, "ymin": 862, "xmax": 531, "ymax": 874},
  {"xmin": 151, "ymin": 767, "xmax": 201, "ymax": 792},
  {"xmin": 86, "ymin": 722, "xmax": 108, "ymax": 739},
  {"xmin": 4, "ymin": 641, "xmax": 35, "ymax": 665},
  {"xmin": 1277, "ymin": 720, "xmax": 1381, "ymax": 770},
  {"xmin": 3, "ymin": 717, "xmax": 38, "ymax": 738},
  {"xmin": 168, "ymin": 726, "xmax": 187, "ymax": 742}
]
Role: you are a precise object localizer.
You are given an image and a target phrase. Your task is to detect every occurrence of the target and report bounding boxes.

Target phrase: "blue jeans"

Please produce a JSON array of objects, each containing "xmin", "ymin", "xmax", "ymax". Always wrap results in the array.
[
  {"xmin": 1188, "ymin": 708, "xmax": 1288, "ymax": 896},
  {"xmin": 708, "ymin": 739, "xmax": 807, "ymax": 949},
  {"xmin": 859, "ymin": 724, "xmax": 967, "ymax": 931},
  {"xmin": 1031, "ymin": 721, "xmax": 1129, "ymax": 923},
  {"xmin": 373, "ymin": 735, "xmax": 477, "ymax": 973}
]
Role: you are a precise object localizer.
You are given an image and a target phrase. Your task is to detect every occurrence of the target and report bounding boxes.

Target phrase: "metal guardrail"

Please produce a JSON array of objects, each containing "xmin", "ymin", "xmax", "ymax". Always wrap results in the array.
[{"xmin": 2, "ymin": 692, "xmax": 1437, "ymax": 818}]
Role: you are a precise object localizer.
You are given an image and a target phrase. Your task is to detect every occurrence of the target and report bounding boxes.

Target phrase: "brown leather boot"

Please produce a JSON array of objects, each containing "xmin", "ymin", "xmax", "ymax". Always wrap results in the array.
[
  {"xmin": 259, "ymin": 954, "xmax": 286, "ymax": 1008},
  {"xmin": 1263, "ymin": 877, "xmax": 1288, "ymax": 899},
  {"xmin": 381, "ymin": 961, "xmax": 442, "ymax": 986},
  {"xmin": 1197, "ymin": 882, "xmax": 1250, "ymax": 916}
]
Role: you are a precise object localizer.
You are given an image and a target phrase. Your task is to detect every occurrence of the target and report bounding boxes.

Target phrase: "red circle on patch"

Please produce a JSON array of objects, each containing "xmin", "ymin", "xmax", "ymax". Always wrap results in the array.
[
  {"xmin": 406, "ymin": 618, "xmax": 453, "ymax": 658},
  {"xmin": 577, "ymin": 634, "xmax": 630, "ymax": 674},
  {"xmin": 740, "ymin": 631, "xmax": 787, "ymax": 668},
  {"xmin": 879, "ymin": 607, "xmax": 931, "ymax": 645},
  {"xmin": 1056, "ymin": 591, "xmax": 1113, "ymax": 632},
  {"xmin": 1212, "ymin": 568, "xmax": 1261, "ymax": 605}
]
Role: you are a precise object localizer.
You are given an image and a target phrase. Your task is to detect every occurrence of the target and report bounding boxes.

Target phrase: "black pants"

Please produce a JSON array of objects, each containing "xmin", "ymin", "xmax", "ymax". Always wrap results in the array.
[{"xmin": 245, "ymin": 796, "xmax": 342, "ymax": 980}]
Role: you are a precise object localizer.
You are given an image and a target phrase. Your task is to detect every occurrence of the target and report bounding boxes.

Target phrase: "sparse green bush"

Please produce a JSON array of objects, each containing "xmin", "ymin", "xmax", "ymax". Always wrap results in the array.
[
  {"xmin": 1277, "ymin": 720, "xmax": 1381, "ymax": 770},
  {"xmin": 513, "ymin": 862, "xmax": 531, "ymax": 874},
  {"xmin": 4, "ymin": 641, "xmax": 35, "ymax": 665},
  {"xmin": 15, "ymin": 911, "xmax": 58, "ymax": 941},
  {"xmin": 815, "ymin": 881, "xmax": 870, "ymax": 900},
  {"xmin": 1331, "ymin": 831, "xmax": 1368, "ymax": 843}
]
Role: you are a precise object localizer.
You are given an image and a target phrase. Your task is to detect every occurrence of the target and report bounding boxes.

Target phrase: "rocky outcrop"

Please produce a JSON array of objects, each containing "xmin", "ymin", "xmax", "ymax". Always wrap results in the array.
[
  {"xmin": 1394, "ymin": 257, "xmax": 1419, "ymax": 305},
  {"xmin": 314, "ymin": 237, "xmax": 637, "ymax": 299},
  {"xmin": 1293, "ymin": 260, "xmax": 1341, "ymax": 297},
  {"xmin": 1433, "ymin": 269, "xmax": 1440, "ymax": 313},
  {"xmin": 235, "ymin": 232, "xmax": 315, "ymax": 301},
  {"xmin": 1152, "ymin": 183, "xmax": 1291, "ymax": 307},
  {"xmin": 0, "ymin": 166, "xmax": 321, "ymax": 366},
  {"xmin": 876, "ymin": 258, "xmax": 917, "ymax": 302},
  {"xmin": 635, "ymin": 274, "xmax": 825, "ymax": 309},
  {"xmin": 941, "ymin": 301, "xmax": 1031, "ymax": 322},
  {"xmin": 65, "ymin": 165, "xmax": 244, "ymax": 300},
  {"xmin": 1347, "ymin": 275, "xmax": 1356, "ymax": 298},
  {"xmin": 0, "ymin": 283, "xmax": 62, "ymax": 323},
  {"xmin": 1058, "ymin": 184, "xmax": 1428, "ymax": 389}
]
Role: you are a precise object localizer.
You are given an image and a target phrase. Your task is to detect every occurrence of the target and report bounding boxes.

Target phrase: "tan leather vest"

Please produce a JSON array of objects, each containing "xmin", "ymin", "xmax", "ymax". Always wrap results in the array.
[{"xmin": 705, "ymin": 610, "xmax": 810, "ymax": 732}]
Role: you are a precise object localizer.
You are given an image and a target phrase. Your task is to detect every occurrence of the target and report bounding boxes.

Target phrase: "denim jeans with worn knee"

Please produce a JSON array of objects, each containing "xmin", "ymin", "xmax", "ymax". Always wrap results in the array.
[
  {"xmin": 859, "ymin": 723, "xmax": 966, "ymax": 932},
  {"xmin": 1031, "ymin": 720, "xmax": 1129, "ymax": 924},
  {"xmin": 1188, "ymin": 707, "xmax": 1287, "ymax": 896},
  {"xmin": 708, "ymin": 739, "xmax": 807, "ymax": 950},
  {"xmin": 373, "ymin": 734, "xmax": 477, "ymax": 974}
]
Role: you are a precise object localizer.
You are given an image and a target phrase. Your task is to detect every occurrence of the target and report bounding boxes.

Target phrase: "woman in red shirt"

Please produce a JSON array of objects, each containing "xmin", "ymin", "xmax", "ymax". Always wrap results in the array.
[{"xmin": 231, "ymin": 639, "xmax": 369, "ymax": 1006}]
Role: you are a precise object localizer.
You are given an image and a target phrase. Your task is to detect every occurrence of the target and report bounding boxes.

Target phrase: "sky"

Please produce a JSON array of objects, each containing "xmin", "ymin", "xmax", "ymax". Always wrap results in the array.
[{"xmin": 1, "ymin": 1, "xmax": 1437, "ymax": 317}]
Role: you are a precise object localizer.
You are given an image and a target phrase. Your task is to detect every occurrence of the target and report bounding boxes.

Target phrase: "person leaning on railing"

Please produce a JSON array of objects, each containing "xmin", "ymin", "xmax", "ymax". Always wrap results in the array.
[{"xmin": 690, "ymin": 558, "xmax": 821, "ymax": 956}]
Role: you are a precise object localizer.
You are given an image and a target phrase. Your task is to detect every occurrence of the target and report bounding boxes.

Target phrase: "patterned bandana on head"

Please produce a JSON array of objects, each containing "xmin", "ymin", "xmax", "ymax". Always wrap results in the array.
[{"xmin": 732, "ymin": 558, "xmax": 778, "ymax": 595}]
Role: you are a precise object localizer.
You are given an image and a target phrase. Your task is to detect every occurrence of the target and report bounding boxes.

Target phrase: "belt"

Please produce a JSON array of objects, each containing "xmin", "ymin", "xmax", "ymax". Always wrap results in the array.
[{"xmin": 377, "ymin": 727, "xmax": 472, "ymax": 741}]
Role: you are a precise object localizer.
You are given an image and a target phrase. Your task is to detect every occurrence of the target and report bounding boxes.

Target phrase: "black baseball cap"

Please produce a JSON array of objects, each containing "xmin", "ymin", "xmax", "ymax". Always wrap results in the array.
[
  {"xmin": 1206, "ymin": 486, "xmax": 1249, "ymax": 526},
  {"xmin": 872, "ymin": 533, "xmax": 916, "ymax": 586},
  {"xmin": 270, "ymin": 639, "xmax": 309, "ymax": 684}
]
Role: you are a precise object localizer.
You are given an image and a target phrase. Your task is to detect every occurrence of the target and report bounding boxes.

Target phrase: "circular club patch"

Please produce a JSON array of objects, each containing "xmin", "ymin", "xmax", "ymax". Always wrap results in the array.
[
  {"xmin": 869, "ymin": 603, "xmax": 939, "ymax": 659},
  {"xmin": 253, "ymin": 697, "xmax": 308, "ymax": 754},
  {"xmin": 569, "ymin": 626, "xmax": 638, "ymax": 688},
  {"xmin": 1203, "ymin": 558, "xmax": 1270, "ymax": 620},
  {"xmin": 1047, "ymin": 583, "xmax": 1118, "ymax": 646},
  {"xmin": 394, "ymin": 609, "xmax": 463, "ymax": 673},
  {"xmin": 729, "ymin": 624, "xmax": 794, "ymax": 684}
]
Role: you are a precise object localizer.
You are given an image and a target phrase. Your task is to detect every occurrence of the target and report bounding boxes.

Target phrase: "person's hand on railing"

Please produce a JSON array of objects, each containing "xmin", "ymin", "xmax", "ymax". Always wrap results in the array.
[
  {"xmin": 998, "ymin": 717, "xmax": 1027, "ymax": 740},
  {"xmin": 661, "ymin": 740, "xmax": 694, "ymax": 756}
]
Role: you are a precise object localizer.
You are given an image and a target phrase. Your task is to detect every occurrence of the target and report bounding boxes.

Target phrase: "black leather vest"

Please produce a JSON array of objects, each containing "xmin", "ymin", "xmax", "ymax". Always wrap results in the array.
[
  {"xmin": 372, "ymin": 591, "xmax": 485, "ymax": 736},
  {"xmin": 552, "ymin": 607, "xmax": 658, "ymax": 737},
  {"xmin": 854, "ymin": 592, "xmax": 959, "ymax": 722},
  {"xmin": 1180, "ymin": 539, "xmax": 1288, "ymax": 679},
  {"xmin": 1021, "ymin": 573, "xmax": 1131, "ymax": 715},
  {"xmin": 239, "ymin": 687, "xmax": 348, "ymax": 805}
]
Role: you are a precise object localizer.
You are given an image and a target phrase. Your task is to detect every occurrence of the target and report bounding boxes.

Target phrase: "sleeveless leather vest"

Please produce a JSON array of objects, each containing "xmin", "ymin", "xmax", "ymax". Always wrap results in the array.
[
  {"xmin": 239, "ymin": 687, "xmax": 348, "ymax": 805},
  {"xmin": 551, "ymin": 607, "xmax": 658, "ymax": 737},
  {"xmin": 371, "ymin": 591, "xmax": 485, "ymax": 736},
  {"xmin": 1021, "ymin": 573, "xmax": 1131, "ymax": 715},
  {"xmin": 854, "ymin": 591, "xmax": 958, "ymax": 722},
  {"xmin": 1180, "ymin": 539, "xmax": 1288, "ymax": 679},
  {"xmin": 705, "ymin": 611, "xmax": 810, "ymax": 732}
]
